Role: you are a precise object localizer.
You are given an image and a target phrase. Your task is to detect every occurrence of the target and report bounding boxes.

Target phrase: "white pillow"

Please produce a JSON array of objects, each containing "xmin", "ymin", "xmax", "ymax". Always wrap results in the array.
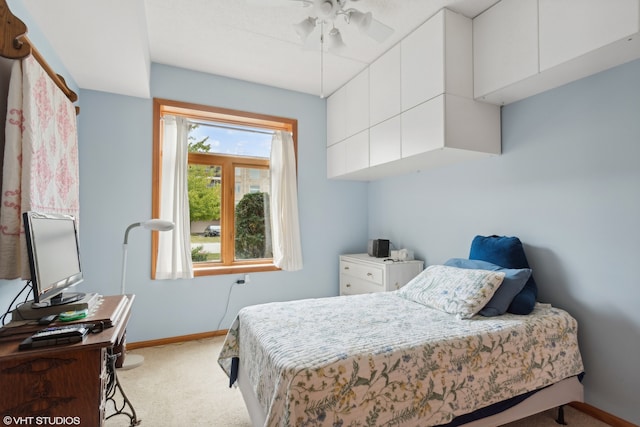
[{"xmin": 398, "ymin": 265, "xmax": 505, "ymax": 319}]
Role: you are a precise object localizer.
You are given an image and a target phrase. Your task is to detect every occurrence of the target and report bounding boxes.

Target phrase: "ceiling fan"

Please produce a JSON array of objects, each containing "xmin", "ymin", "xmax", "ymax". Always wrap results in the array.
[
  {"xmin": 249, "ymin": 0, "xmax": 394, "ymax": 97},
  {"xmin": 291, "ymin": 0, "xmax": 394, "ymax": 51}
]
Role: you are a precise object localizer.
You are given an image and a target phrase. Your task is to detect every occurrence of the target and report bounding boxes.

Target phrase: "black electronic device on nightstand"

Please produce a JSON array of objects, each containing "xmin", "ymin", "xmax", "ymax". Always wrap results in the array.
[{"xmin": 368, "ymin": 239, "xmax": 390, "ymax": 258}]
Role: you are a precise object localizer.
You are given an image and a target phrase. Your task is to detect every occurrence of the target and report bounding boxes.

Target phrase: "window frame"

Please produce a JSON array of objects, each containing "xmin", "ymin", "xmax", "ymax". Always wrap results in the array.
[{"xmin": 152, "ymin": 98, "xmax": 298, "ymax": 277}]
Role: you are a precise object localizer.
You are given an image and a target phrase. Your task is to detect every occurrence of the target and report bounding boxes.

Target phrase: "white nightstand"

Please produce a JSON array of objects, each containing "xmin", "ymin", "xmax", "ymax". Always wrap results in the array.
[{"xmin": 339, "ymin": 253, "xmax": 424, "ymax": 296}]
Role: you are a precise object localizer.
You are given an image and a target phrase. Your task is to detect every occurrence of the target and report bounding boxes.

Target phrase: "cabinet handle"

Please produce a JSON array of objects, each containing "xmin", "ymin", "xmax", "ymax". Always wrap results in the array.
[
  {"xmin": 344, "ymin": 266, "xmax": 350, "ymax": 270},
  {"xmin": 346, "ymin": 283, "xmax": 351, "ymax": 287},
  {"xmin": 367, "ymin": 272, "xmax": 373, "ymax": 277}
]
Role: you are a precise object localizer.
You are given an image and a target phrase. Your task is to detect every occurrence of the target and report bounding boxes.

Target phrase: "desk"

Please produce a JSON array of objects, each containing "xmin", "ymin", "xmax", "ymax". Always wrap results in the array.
[{"xmin": 0, "ymin": 295, "xmax": 139, "ymax": 426}]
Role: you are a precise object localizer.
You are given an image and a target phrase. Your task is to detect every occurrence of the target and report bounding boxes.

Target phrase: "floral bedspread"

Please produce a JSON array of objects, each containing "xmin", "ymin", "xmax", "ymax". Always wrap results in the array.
[{"xmin": 218, "ymin": 292, "xmax": 584, "ymax": 427}]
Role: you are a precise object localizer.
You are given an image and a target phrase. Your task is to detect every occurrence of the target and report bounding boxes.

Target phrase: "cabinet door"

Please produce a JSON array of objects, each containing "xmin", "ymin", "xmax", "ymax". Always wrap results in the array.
[
  {"xmin": 369, "ymin": 116, "xmax": 401, "ymax": 167},
  {"xmin": 402, "ymin": 10, "xmax": 444, "ymax": 111},
  {"xmin": 473, "ymin": 0, "xmax": 539, "ymax": 99},
  {"xmin": 539, "ymin": 0, "xmax": 640, "ymax": 71},
  {"xmin": 369, "ymin": 44, "xmax": 401, "ymax": 126},
  {"xmin": 327, "ymin": 85, "xmax": 347, "ymax": 146},
  {"xmin": 344, "ymin": 130, "xmax": 369, "ymax": 174},
  {"xmin": 327, "ymin": 140, "xmax": 346, "ymax": 178},
  {"xmin": 402, "ymin": 9, "xmax": 472, "ymax": 111},
  {"xmin": 327, "ymin": 120, "xmax": 369, "ymax": 178},
  {"xmin": 345, "ymin": 69, "xmax": 370, "ymax": 137},
  {"xmin": 401, "ymin": 96, "xmax": 445, "ymax": 159}
]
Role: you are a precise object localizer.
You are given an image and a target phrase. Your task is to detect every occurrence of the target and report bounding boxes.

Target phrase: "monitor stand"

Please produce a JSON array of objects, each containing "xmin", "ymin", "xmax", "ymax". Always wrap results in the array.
[{"xmin": 10, "ymin": 292, "xmax": 98, "ymax": 321}]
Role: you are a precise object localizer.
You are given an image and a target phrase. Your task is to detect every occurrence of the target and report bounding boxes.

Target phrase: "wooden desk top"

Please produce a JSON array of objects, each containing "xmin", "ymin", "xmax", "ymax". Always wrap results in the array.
[{"xmin": 0, "ymin": 294, "xmax": 134, "ymax": 361}]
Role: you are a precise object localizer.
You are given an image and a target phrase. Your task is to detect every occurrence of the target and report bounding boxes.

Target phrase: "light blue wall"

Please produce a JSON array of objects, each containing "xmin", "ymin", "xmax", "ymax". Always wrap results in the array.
[
  {"xmin": 75, "ymin": 64, "xmax": 368, "ymax": 342},
  {"xmin": 1, "ymin": 1, "xmax": 638, "ymax": 421},
  {"xmin": 368, "ymin": 59, "xmax": 640, "ymax": 424}
]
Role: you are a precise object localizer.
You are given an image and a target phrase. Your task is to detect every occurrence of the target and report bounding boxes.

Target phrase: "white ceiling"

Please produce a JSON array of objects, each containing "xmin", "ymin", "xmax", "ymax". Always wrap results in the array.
[{"xmin": 22, "ymin": 0, "xmax": 499, "ymax": 99}]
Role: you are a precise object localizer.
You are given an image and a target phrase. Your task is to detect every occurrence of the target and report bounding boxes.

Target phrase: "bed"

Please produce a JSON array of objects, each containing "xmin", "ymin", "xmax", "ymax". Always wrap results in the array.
[{"xmin": 218, "ymin": 264, "xmax": 585, "ymax": 427}]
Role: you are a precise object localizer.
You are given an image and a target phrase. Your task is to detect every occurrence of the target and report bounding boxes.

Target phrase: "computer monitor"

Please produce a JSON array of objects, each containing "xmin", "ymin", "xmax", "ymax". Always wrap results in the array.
[{"xmin": 23, "ymin": 211, "xmax": 85, "ymax": 307}]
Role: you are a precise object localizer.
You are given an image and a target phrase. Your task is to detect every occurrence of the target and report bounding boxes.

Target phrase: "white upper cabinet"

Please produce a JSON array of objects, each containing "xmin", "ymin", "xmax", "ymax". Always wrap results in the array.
[
  {"xmin": 345, "ymin": 69, "xmax": 370, "ymax": 138},
  {"xmin": 327, "ymin": 8, "xmax": 501, "ymax": 181},
  {"xmin": 369, "ymin": 44, "xmax": 401, "ymax": 127},
  {"xmin": 326, "ymin": 130, "xmax": 370, "ymax": 179},
  {"xmin": 327, "ymin": 68, "xmax": 369, "ymax": 147},
  {"xmin": 402, "ymin": 9, "xmax": 473, "ymax": 111},
  {"xmin": 344, "ymin": 130, "xmax": 370, "ymax": 174},
  {"xmin": 473, "ymin": 0, "xmax": 539, "ymax": 100},
  {"xmin": 402, "ymin": 94, "xmax": 500, "ymax": 163},
  {"xmin": 369, "ymin": 116, "xmax": 401, "ymax": 167},
  {"xmin": 474, "ymin": 0, "xmax": 640, "ymax": 105},
  {"xmin": 401, "ymin": 96, "xmax": 445, "ymax": 159},
  {"xmin": 326, "ymin": 84, "xmax": 346, "ymax": 147},
  {"xmin": 327, "ymin": 139, "xmax": 346, "ymax": 178},
  {"xmin": 539, "ymin": 0, "xmax": 640, "ymax": 70}
]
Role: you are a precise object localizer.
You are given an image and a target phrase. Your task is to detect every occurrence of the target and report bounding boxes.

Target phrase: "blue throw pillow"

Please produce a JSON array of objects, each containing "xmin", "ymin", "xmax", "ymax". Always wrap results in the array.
[
  {"xmin": 469, "ymin": 235, "xmax": 538, "ymax": 315},
  {"xmin": 444, "ymin": 258, "xmax": 532, "ymax": 316}
]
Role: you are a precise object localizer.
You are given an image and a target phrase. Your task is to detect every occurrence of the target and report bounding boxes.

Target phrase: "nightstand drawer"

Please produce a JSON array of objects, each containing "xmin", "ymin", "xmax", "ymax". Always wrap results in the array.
[
  {"xmin": 340, "ymin": 260, "xmax": 384, "ymax": 285},
  {"xmin": 340, "ymin": 275, "xmax": 384, "ymax": 295}
]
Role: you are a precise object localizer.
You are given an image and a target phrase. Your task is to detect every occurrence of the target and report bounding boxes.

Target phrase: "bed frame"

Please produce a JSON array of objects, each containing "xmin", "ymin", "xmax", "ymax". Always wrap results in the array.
[{"xmin": 237, "ymin": 361, "xmax": 583, "ymax": 427}]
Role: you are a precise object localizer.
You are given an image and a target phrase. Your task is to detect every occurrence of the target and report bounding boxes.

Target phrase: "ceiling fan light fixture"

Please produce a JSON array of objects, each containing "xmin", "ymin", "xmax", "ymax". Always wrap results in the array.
[
  {"xmin": 327, "ymin": 27, "xmax": 346, "ymax": 52},
  {"xmin": 294, "ymin": 17, "xmax": 317, "ymax": 42},
  {"xmin": 316, "ymin": 0, "xmax": 339, "ymax": 19},
  {"xmin": 349, "ymin": 10, "xmax": 372, "ymax": 33}
]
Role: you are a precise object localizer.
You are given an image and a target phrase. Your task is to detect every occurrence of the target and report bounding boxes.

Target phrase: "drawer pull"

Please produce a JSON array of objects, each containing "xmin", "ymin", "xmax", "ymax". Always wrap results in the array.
[
  {"xmin": 346, "ymin": 283, "xmax": 351, "ymax": 287},
  {"xmin": 367, "ymin": 272, "xmax": 373, "ymax": 277},
  {"xmin": 344, "ymin": 266, "xmax": 350, "ymax": 270}
]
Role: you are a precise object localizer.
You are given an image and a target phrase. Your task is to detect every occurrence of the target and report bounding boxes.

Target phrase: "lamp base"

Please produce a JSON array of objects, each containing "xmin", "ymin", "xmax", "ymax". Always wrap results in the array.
[{"xmin": 117, "ymin": 353, "xmax": 145, "ymax": 370}]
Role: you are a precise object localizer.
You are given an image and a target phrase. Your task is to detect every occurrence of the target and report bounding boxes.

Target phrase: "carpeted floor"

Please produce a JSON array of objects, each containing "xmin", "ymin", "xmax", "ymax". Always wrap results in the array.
[{"xmin": 108, "ymin": 337, "xmax": 608, "ymax": 427}]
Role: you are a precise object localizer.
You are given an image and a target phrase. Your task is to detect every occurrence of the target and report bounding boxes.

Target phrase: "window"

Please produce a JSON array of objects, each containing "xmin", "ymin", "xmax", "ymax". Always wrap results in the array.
[{"xmin": 152, "ymin": 99, "xmax": 297, "ymax": 277}]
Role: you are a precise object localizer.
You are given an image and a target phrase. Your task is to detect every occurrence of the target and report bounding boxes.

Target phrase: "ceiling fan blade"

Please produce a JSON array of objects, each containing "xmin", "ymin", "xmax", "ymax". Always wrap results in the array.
[{"xmin": 365, "ymin": 18, "xmax": 394, "ymax": 43}]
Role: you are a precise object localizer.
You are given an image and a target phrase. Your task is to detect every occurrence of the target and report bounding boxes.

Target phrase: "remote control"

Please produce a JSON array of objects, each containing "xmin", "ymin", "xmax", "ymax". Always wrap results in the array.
[
  {"xmin": 38, "ymin": 314, "xmax": 57, "ymax": 325},
  {"xmin": 31, "ymin": 324, "xmax": 90, "ymax": 341},
  {"xmin": 19, "ymin": 324, "xmax": 90, "ymax": 350}
]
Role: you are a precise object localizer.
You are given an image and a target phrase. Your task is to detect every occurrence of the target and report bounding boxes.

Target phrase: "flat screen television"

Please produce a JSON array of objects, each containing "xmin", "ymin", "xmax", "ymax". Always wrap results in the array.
[{"xmin": 23, "ymin": 211, "xmax": 85, "ymax": 307}]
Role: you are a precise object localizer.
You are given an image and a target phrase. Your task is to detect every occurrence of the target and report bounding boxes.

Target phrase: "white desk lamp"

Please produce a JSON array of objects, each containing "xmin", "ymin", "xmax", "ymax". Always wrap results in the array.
[{"xmin": 119, "ymin": 219, "xmax": 175, "ymax": 370}]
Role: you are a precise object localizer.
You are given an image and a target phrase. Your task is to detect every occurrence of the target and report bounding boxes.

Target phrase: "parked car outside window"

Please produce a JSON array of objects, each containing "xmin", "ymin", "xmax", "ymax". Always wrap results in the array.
[{"xmin": 204, "ymin": 225, "xmax": 220, "ymax": 237}]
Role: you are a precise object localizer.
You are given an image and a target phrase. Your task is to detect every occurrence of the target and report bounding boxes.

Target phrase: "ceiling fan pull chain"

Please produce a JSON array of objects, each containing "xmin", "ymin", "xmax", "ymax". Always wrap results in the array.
[{"xmin": 320, "ymin": 21, "xmax": 325, "ymax": 98}]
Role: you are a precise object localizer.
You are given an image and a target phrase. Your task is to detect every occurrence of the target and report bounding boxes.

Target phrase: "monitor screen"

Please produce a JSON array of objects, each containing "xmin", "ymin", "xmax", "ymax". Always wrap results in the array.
[{"xmin": 23, "ymin": 211, "xmax": 84, "ymax": 306}]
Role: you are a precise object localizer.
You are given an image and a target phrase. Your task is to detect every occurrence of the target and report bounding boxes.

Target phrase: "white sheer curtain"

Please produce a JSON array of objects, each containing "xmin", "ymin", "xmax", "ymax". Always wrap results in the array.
[
  {"xmin": 270, "ymin": 130, "xmax": 303, "ymax": 271},
  {"xmin": 156, "ymin": 115, "xmax": 194, "ymax": 279}
]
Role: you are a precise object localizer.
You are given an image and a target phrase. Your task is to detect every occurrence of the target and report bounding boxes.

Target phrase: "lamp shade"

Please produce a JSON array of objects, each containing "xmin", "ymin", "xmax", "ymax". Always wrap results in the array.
[
  {"xmin": 141, "ymin": 219, "xmax": 174, "ymax": 232},
  {"xmin": 121, "ymin": 219, "xmax": 175, "ymax": 293},
  {"xmin": 327, "ymin": 27, "xmax": 346, "ymax": 52},
  {"xmin": 294, "ymin": 17, "xmax": 317, "ymax": 42}
]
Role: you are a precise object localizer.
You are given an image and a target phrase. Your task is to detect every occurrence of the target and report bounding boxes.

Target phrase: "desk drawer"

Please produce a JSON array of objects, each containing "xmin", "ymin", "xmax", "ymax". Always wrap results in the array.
[{"xmin": 340, "ymin": 260, "xmax": 383, "ymax": 285}]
